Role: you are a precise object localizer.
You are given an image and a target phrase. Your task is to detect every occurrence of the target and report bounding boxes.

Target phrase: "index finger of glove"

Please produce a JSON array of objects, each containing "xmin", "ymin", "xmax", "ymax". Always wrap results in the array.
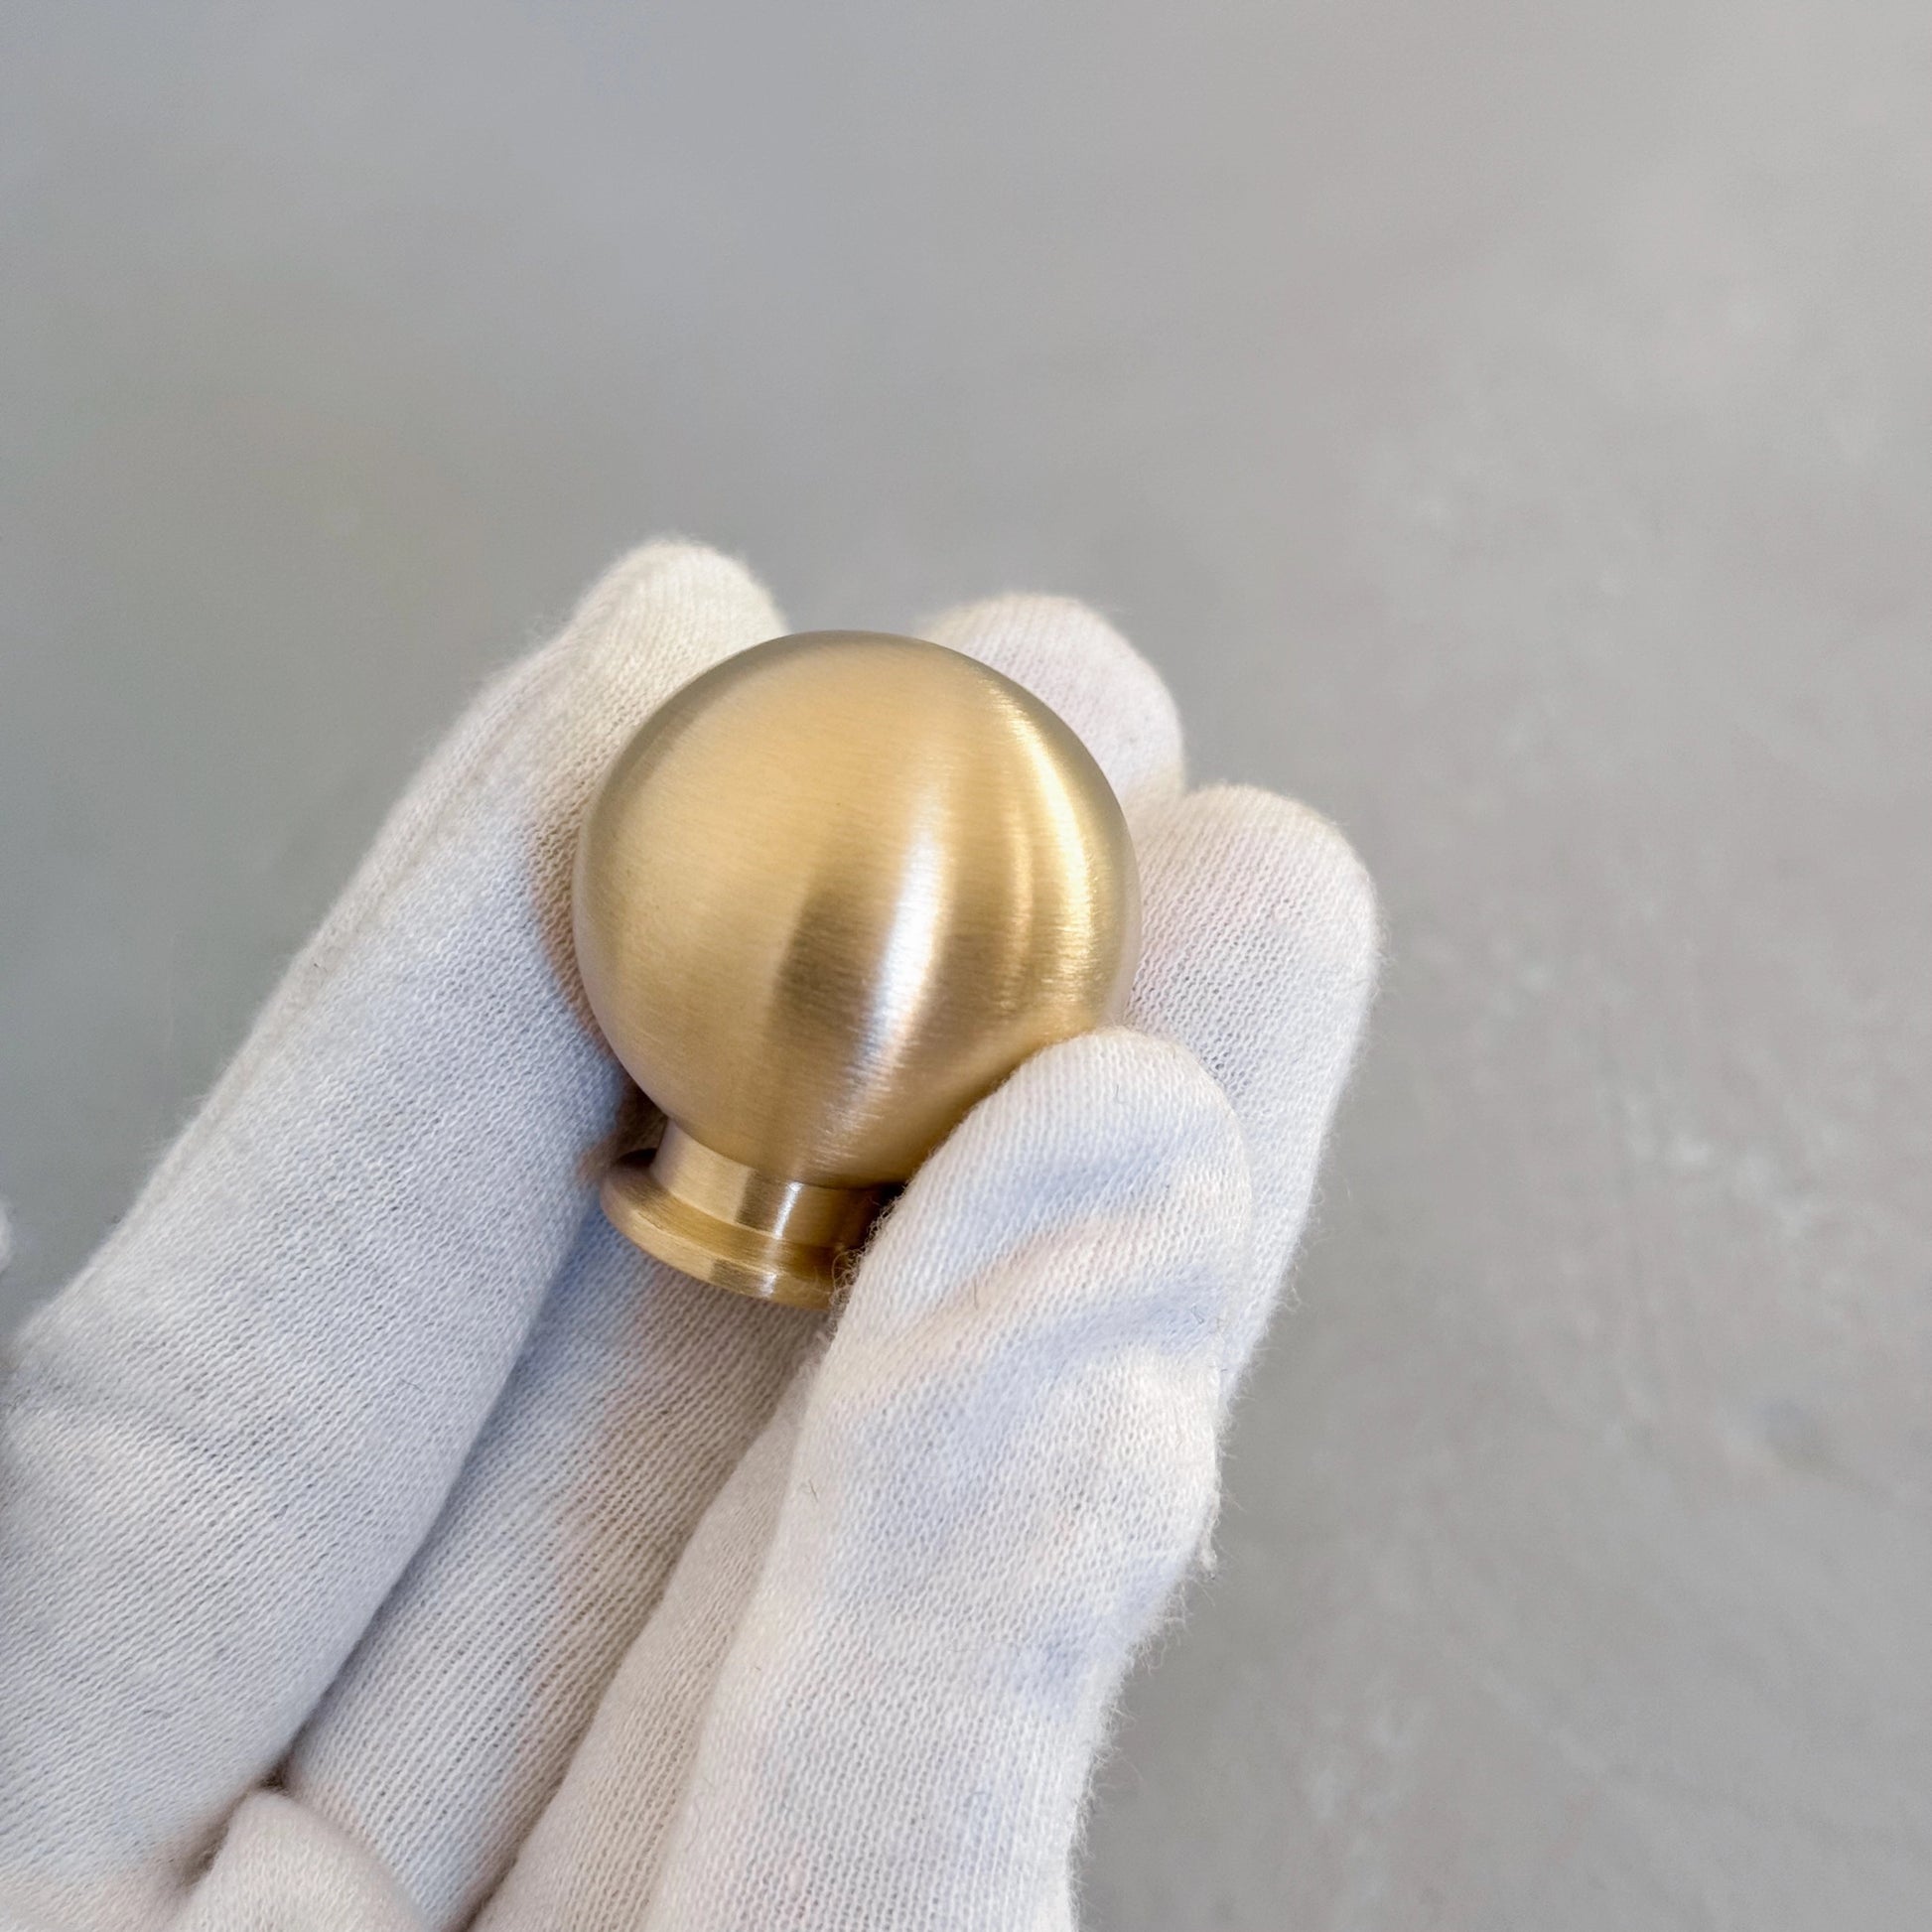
[{"xmin": 0, "ymin": 541, "xmax": 780, "ymax": 1902}]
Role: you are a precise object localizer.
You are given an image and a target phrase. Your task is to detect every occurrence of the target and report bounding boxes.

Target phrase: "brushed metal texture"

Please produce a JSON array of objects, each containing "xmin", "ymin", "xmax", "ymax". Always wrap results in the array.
[{"xmin": 573, "ymin": 631, "xmax": 1139, "ymax": 1307}]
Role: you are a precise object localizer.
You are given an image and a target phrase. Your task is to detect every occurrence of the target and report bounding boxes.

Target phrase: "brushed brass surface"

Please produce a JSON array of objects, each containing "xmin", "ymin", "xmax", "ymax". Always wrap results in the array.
[{"xmin": 572, "ymin": 630, "xmax": 1140, "ymax": 1308}]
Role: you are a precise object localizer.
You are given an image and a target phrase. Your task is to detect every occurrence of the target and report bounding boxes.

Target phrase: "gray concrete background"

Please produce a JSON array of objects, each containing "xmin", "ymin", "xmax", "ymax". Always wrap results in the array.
[{"xmin": 4, "ymin": 3, "xmax": 1928, "ymax": 1925}]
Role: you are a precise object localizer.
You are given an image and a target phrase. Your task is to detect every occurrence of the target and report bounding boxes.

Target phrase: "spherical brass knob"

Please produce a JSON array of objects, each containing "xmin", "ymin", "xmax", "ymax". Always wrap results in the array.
[{"xmin": 572, "ymin": 630, "xmax": 1140, "ymax": 1310}]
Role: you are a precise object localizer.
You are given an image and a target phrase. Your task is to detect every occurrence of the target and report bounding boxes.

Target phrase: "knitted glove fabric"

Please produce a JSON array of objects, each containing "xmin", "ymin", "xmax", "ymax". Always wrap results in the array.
[{"xmin": 0, "ymin": 542, "xmax": 1377, "ymax": 1932}]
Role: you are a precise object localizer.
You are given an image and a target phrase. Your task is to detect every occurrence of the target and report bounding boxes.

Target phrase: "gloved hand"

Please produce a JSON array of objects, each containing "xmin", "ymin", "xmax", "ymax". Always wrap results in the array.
[{"xmin": 0, "ymin": 542, "xmax": 1377, "ymax": 1932}]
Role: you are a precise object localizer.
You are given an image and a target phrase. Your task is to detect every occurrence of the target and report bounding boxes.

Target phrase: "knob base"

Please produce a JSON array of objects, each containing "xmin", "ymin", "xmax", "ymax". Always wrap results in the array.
[{"xmin": 599, "ymin": 1124, "xmax": 884, "ymax": 1311}]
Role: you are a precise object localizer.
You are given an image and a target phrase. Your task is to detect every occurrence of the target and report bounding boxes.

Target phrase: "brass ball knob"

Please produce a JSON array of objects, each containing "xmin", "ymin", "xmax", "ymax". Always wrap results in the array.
[{"xmin": 572, "ymin": 630, "xmax": 1141, "ymax": 1310}]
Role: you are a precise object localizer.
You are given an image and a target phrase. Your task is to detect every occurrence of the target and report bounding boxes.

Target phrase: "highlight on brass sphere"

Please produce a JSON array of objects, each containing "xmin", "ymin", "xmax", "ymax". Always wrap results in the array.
[{"xmin": 572, "ymin": 629, "xmax": 1140, "ymax": 1309}]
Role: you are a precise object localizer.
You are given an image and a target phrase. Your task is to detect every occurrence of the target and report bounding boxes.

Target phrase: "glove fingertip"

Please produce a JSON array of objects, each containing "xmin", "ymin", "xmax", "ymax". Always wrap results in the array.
[
  {"xmin": 921, "ymin": 593, "xmax": 1186, "ymax": 817},
  {"xmin": 542, "ymin": 540, "xmax": 785, "ymax": 769},
  {"xmin": 1133, "ymin": 784, "xmax": 1381, "ymax": 1080}
]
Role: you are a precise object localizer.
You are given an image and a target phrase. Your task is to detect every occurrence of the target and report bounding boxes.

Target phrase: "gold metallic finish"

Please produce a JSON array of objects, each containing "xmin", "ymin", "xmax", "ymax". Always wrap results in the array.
[{"xmin": 573, "ymin": 630, "xmax": 1140, "ymax": 1309}]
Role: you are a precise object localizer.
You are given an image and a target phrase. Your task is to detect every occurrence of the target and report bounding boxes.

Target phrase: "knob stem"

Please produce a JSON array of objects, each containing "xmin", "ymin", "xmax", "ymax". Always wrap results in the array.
[{"xmin": 600, "ymin": 1123, "xmax": 884, "ymax": 1311}]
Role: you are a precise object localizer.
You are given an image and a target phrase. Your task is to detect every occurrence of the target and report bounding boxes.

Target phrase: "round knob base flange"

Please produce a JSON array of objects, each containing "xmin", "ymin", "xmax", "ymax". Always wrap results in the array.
[{"xmin": 600, "ymin": 1125, "xmax": 884, "ymax": 1311}]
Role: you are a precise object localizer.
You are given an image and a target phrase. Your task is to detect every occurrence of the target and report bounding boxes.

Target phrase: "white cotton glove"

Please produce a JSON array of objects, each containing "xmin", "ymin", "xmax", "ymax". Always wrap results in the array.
[{"xmin": 0, "ymin": 542, "xmax": 1377, "ymax": 1932}]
